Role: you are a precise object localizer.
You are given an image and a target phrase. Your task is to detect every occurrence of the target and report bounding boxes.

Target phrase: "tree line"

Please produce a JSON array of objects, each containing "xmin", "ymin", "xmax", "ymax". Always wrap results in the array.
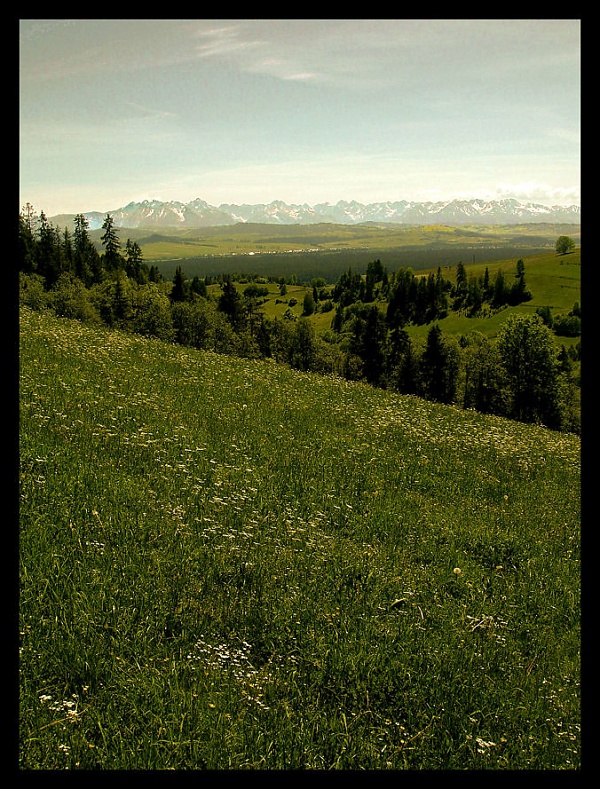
[{"xmin": 18, "ymin": 206, "xmax": 580, "ymax": 433}]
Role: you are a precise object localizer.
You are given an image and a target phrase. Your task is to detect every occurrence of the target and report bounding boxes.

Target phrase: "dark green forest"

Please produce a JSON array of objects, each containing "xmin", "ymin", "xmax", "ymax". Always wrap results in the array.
[{"xmin": 19, "ymin": 207, "xmax": 581, "ymax": 433}]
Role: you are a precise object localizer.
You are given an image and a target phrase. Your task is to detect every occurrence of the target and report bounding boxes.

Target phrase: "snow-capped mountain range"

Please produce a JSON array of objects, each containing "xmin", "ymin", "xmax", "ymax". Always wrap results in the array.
[{"xmin": 51, "ymin": 197, "xmax": 580, "ymax": 230}]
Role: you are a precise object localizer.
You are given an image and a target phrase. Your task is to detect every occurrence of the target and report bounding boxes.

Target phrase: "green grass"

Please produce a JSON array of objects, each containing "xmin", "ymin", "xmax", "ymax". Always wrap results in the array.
[{"xmin": 19, "ymin": 307, "xmax": 580, "ymax": 770}]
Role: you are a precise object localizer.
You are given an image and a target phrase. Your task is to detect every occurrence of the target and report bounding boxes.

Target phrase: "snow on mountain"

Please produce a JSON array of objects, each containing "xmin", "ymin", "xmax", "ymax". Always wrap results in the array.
[{"xmin": 50, "ymin": 197, "xmax": 580, "ymax": 230}]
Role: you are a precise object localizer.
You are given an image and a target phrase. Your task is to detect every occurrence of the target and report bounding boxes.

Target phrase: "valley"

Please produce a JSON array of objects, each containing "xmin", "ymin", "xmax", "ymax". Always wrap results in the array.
[{"xmin": 93, "ymin": 221, "xmax": 581, "ymax": 284}]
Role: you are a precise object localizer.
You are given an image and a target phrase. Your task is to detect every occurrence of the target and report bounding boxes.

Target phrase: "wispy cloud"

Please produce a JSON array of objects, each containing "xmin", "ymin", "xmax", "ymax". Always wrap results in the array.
[
  {"xmin": 191, "ymin": 22, "xmax": 325, "ymax": 84},
  {"xmin": 193, "ymin": 24, "xmax": 265, "ymax": 59}
]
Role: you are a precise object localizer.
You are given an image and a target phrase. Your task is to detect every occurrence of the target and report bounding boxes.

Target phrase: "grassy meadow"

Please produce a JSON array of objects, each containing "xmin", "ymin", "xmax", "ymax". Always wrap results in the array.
[{"xmin": 19, "ymin": 306, "xmax": 580, "ymax": 770}]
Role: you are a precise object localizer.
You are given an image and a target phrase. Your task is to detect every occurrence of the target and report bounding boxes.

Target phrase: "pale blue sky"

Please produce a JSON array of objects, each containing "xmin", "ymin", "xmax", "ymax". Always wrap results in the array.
[{"xmin": 19, "ymin": 19, "xmax": 580, "ymax": 216}]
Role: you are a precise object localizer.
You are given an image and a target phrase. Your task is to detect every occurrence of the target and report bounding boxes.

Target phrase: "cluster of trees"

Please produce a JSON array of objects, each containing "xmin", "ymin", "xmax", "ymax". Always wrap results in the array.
[
  {"xmin": 18, "ymin": 206, "xmax": 165, "ymax": 288},
  {"xmin": 18, "ymin": 207, "xmax": 580, "ymax": 433},
  {"xmin": 332, "ymin": 257, "xmax": 532, "ymax": 331}
]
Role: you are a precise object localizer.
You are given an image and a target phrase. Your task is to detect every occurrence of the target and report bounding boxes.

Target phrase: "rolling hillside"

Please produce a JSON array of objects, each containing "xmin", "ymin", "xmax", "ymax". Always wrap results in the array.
[{"xmin": 19, "ymin": 306, "xmax": 580, "ymax": 770}]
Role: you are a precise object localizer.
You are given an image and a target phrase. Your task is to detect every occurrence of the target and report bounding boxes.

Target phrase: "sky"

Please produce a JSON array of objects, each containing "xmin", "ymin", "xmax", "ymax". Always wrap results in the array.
[{"xmin": 19, "ymin": 19, "xmax": 580, "ymax": 216}]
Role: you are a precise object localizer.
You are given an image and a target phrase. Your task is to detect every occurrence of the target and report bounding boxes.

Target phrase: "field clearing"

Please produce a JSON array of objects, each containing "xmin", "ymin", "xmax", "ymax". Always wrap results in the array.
[{"xmin": 20, "ymin": 307, "xmax": 580, "ymax": 770}]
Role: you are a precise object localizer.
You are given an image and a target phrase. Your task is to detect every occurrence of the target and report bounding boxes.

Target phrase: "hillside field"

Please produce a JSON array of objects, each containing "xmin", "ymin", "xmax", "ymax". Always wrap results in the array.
[
  {"xmin": 19, "ymin": 306, "xmax": 580, "ymax": 770},
  {"xmin": 404, "ymin": 248, "xmax": 581, "ymax": 347}
]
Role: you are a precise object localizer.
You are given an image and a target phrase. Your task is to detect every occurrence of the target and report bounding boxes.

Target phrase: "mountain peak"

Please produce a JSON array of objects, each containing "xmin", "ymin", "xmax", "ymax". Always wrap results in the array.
[{"xmin": 49, "ymin": 197, "xmax": 581, "ymax": 230}]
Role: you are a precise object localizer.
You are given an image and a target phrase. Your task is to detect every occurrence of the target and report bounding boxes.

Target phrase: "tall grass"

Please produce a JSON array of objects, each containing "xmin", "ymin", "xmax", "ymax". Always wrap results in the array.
[{"xmin": 19, "ymin": 307, "xmax": 580, "ymax": 770}]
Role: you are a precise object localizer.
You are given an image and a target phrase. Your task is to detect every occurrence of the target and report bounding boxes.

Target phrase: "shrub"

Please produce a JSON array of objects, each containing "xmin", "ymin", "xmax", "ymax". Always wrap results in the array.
[
  {"xmin": 51, "ymin": 273, "xmax": 100, "ymax": 323},
  {"xmin": 553, "ymin": 314, "xmax": 581, "ymax": 337},
  {"xmin": 19, "ymin": 273, "xmax": 50, "ymax": 312}
]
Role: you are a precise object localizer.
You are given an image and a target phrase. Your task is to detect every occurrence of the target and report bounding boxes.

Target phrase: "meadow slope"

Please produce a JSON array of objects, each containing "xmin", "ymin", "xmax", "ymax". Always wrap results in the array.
[{"xmin": 19, "ymin": 307, "xmax": 581, "ymax": 770}]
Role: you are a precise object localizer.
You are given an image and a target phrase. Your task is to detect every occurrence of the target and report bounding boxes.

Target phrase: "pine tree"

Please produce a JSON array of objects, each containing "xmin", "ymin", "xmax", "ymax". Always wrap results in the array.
[
  {"xmin": 170, "ymin": 265, "xmax": 187, "ymax": 303},
  {"xmin": 420, "ymin": 324, "xmax": 459, "ymax": 404},
  {"xmin": 361, "ymin": 305, "xmax": 387, "ymax": 385},
  {"xmin": 36, "ymin": 211, "xmax": 60, "ymax": 288},
  {"xmin": 19, "ymin": 204, "xmax": 37, "ymax": 274},
  {"xmin": 453, "ymin": 262, "xmax": 467, "ymax": 310},
  {"xmin": 218, "ymin": 276, "xmax": 246, "ymax": 332},
  {"xmin": 125, "ymin": 239, "xmax": 145, "ymax": 283},
  {"xmin": 101, "ymin": 214, "xmax": 122, "ymax": 272},
  {"xmin": 73, "ymin": 214, "xmax": 96, "ymax": 285}
]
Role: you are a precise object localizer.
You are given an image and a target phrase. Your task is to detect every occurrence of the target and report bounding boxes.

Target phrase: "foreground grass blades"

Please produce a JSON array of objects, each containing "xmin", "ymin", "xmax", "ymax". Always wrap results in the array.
[{"xmin": 19, "ymin": 307, "xmax": 580, "ymax": 770}]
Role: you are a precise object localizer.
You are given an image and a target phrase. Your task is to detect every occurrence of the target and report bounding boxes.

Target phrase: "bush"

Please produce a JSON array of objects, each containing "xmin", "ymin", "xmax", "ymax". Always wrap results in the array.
[
  {"xmin": 51, "ymin": 273, "xmax": 100, "ymax": 323},
  {"xmin": 19, "ymin": 273, "xmax": 50, "ymax": 311},
  {"xmin": 553, "ymin": 314, "xmax": 581, "ymax": 337},
  {"xmin": 130, "ymin": 284, "xmax": 175, "ymax": 342}
]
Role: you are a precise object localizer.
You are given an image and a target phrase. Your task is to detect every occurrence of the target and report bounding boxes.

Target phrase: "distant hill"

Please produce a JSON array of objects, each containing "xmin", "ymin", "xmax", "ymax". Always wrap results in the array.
[{"xmin": 50, "ymin": 197, "xmax": 581, "ymax": 230}]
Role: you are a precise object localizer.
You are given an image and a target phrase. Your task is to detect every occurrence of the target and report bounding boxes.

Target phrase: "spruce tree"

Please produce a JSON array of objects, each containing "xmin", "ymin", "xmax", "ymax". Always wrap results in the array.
[
  {"xmin": 420, "ymin": 324, "xmax": 459, "ymax": 404},
  {"xmin": 36, "ymin": 211, "xmax": 60, "ymax": 288},
  {"xmin": 125, "ymin": 239, "xmax": 145, "ymax": 283},
  {"xmin": 73, "ymin": 213, "xmax": 96, "ymax": 285},
  {"xmin": 190, "ymin": 276, "xmax": 207, "ymax": 298},
  {"xmin": 19, "ymin": 204, "xmax": 37, "ymax": 274},
  {"xmin": 290, "ymin": 318, "xmax": 317, "ymax": 371},
  {"xmin": 453, "ymin": 262, "xmax": 467, "ymax": 310},
  {"xmin": 170, "ymin": 265, "xmax": 187, "ymax": 303},
  {"xmin": 361, "ymin": 305, "xmax": 386, "ymax": 386},
  {"xmin": 491, "ymin": 269, "xmax": 508, "ymax": 307},
  {"xmin": 218, "ymin": 276, "xmax": 246, "ymax": 332},
  {"xmin": 101, "ymin": 213, "xmax": 122, "ymax": 272}
]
